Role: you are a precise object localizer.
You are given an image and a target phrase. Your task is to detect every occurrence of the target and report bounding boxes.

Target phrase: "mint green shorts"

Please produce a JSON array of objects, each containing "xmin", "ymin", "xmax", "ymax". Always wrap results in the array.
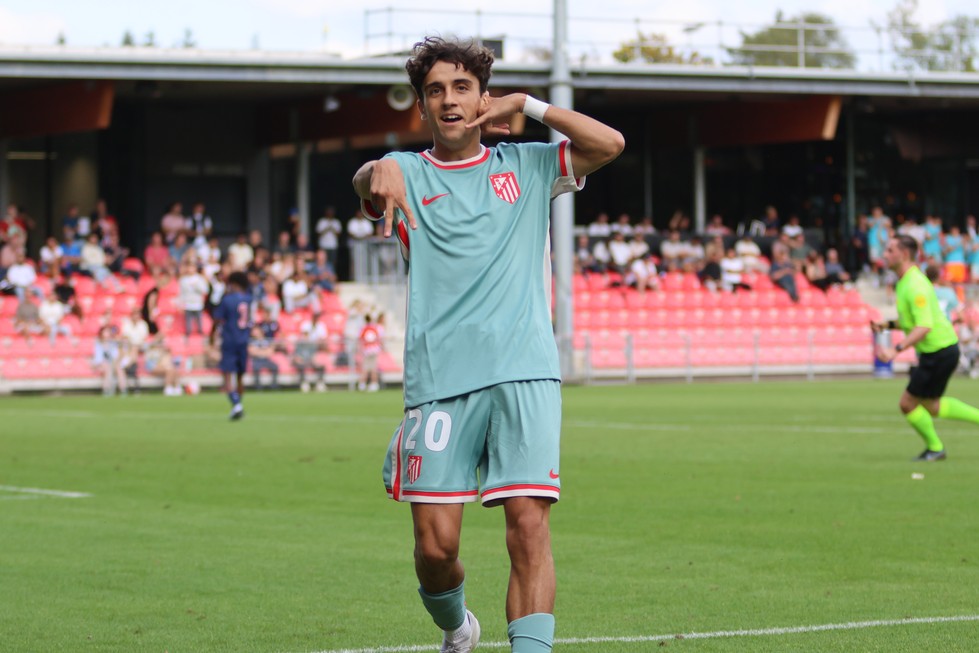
[{"xmin": 382, "ymin": 380, "xmax": 561, "ymax": 506}]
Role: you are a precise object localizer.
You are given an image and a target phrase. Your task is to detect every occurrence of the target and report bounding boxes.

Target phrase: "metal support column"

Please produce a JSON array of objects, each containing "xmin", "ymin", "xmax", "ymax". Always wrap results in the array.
[
  {"xmin": 845, "ymin": 104, "xmax": 857, "ymax": 270},
  {"xmin": 693, "ymin": 146, "xmax": 706, "ymax": 233},
  {"xmin": 643, "ymin": 118, "xmax": 654, "ymax": 220},
  {"xmin": 296, "ymin": 143, "xmax": 311, "ymax": 237},
  {"xmin": 0, "ymin": 139, "xmax": 9, "ymax": 212},
  {"xmin": 551, "ymin": 0, "xmax": 575, "ymax": 379}
]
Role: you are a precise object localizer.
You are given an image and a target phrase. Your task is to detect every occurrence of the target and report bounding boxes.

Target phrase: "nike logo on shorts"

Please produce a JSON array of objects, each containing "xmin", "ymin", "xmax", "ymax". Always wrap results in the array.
[
  {"xmin": 422, "ymin": 193, "xmax": 449, "ymax": 206},
  {"xmin": 549, "ymin": 469, "xmax": 560, "ymax": 479}
]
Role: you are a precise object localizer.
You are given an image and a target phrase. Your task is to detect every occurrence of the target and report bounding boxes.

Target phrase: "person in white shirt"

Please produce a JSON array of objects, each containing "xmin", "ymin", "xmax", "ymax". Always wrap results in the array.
[
  {"xmin": 281, "ymin": 268, "xmax": 322, "ymax": 314},
  {"xmin": 735, "ymin": 235, "xmax": 767, "ymax": 273},
  {"xmin": 629, "ymin": 232, "xmax": 649, "ymax": 261},
  {"xmin": 629, "ymin": 256, "xmax": 659, "ymax": 294},
  {"xmin": 660, "ymin": 230, "xmax": 688, "ymax": 272},
  {"xmin": 347, "ymin": 209, "xmax": 374, "ymax": 241},
  {"xmin": 227, "ymin": 234, "xmax": 254, "ymax": 271},
  {"xmin": 293, "ymin": 313, "xmax": 328, "ymax": 392},
  {"xmin": 633, "ymin": 216, "xmax": 656, "ymax": 237},
  {"xmin": 587, "ymin": 212, "xmax": 612, "ymax": 238},
  {"xmin": 39, "ymin": 237, "xmax": 64, "ymax": 276},
  {"xmin": 178, "ymin": 263, "xmax": 210, "ymax": 336},
  {"xmin": 720, "ymin": 248, "xmax": 751, "ymax": 293},
  {"xmin": 610, "ymin": 213, "xmax": 634, "ymax": 237},
  {"xmin": 4, "ymin": 250, "xmax": 37, "ymax": 300},
  {"xmin": 607, "ymin": 232, "xmax": 633, "ymax": 274},
  {"xmin": 80, "ymin": 233, "xmax": 123, "ymax": 292},
  {"xmin": 39, "ymin": 291, "xmax": 71, "ymax": 344},
  {"xmin": 186, "ymin": 202, "xmax": 214, "ymax": 260},
  {"xmin": 315, "ymin": 206, "xmax": 343, "ymax": 257},
  {"xmin": 782, "ymin": 215, "xmax": 804, "ymax": 240}
]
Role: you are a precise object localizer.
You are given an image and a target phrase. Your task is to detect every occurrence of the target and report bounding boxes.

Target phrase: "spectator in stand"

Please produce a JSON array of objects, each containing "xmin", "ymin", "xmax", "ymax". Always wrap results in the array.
[
  {"xmin": 660, "ymin": 230, "xmax": 686, "ymax": 272},
  {"xmin": 2, "ymin": 249, "xmax": 37, "ymax": 300},
  {"xmin": 667, "ymin": 210, "xmax": 690, "ymax": 232},
  {"xmin": 269, "ymin": 252, "xmax": 297, "ymax": 284},
  {"xmin": 803, "ymin": 250, "xmax": 832, "ymax": 291},
  {"xmin": 610, "ymin": 213, "xmax": 633, "ymax": 237},
  {"xmin": 315, "ymin": 206, "xmax": 343, "ymax": 263},
  {"xmin": 629, "ymin": 255, "xmax": 659, "ymax": 294},
  {"xmin": 102, "ymin": 232, "xmax": 130, "ymax": 277},
  {"xmin": 782, "ymin": 214, "xmax": 804, "ymax": 241},
  {"xmin": 628, "ymin": 232, "xmax": 650, "ymax": 262},
  {"xmin": 720, "ymin": 248, "xmax": 751, "ymax": 293},
  {"xmin": 141, "ymin": 273, "xmax": 168, "ymax": 335},
  {"xmin": 120, "ymin": 306, "xmax": 149, "ymax": 393},
  {"xmin": 942, "ymin": 225, "xmax": 967, "ymax": 296},
  {"xmin": 60, "ymin": 226, "xmax": 83, "ymax": 275},
  {"xmin": 762, "ymin": 205, "xmax": 780, "ymax": 236},
  {"xmin": 53, "ymin": 275, "xmax": 83, "ymax": 320},
  {"xmin": 201, "ymin": 237, "xmax": 222, "ymax": 270},
  {"xmin": 898, "ymin": 215, "xmax": 925, "ymax": 248},
  {"xmin": 281, "ymin": 267, "xmax": 321, "ymax": 314},
  {"xmin": 852, "ymin": 213, "xmax": 869, "ymax": 275},
  {"xmin": 61, "ymin": 203, "xmax": 84, "ymax": 236},
  {"xmin": 169, "ymin": 232, "xmax": 192, "ymax": 268},
  {"xmin": 966, "ymin": 214, "xmax": 978, "ymax": 241},
  {"xmin": 0, "ymin": 231, "xmax": 21, "ymax": 277},
  {"xmin": 788, "ymin": 232, "xmax": 813, "ymax": 272},
  {"xmin": 705, "ymin": 214, "xmax": 731, "ymax": 237},
  {"xmin": 293, "ymin": 313, "xmax": 328, "ymax": 392},
  {"xmin": 968, "ymin": 234, "xmax": 979, "ymax": 284},
  {"xmin": 39, "ymin": 236, "xmax": 64, "ymax": 276},
  {"xmin": 358, "ymin": 313, "xmax": 384, "ymax": 392},
  {"xmin": 587, "ymin": 212, "xmax": 612, "ymax": 238},
  {"xmin": 227, "ymin": 233, "xmax": 254, "ymax": 271},
  {"xmin": 274, "ymin": 230, "xmax": 295, "ymax": 257},
  {"xmin": 575, "ymin": 235, "xmax": 602, "ymax": 274},
  {"xmin": 308, "ymin": 249, "xmax": 337, "ymax": 292},
  {"xmin": 248, "ymin": 325, "xmax": 280, "ymax": 390},
  {"xmin": 80, "ymin": 233, "xmax": 124, "ymax": 293},
  {"xmin": 161, "ymin": 202, "xmax": 185, "ymax": 244},
  {"xmin": 347, "ymin": 208, "xmax": 373, "ymax": 242},
  {"xmin": 178, "ymin": 261, "xmax": 209, "ymax": 336},
  {"xmin": 256, "ymin": 276, "xmax": 282, "ymax": 322},
  {"xmin": 698, "ymin": 248, "xmax": 722, "ymax": 291},
  {"xmin": 591, "ymin": 237, "xmax": 610, "ymax": 275},
  {"xmin": 143, "ymin": 231, "xmax": 173, "ymax": 277},
  {"xmin": 770, "ymin": 247, "xmax": 799, "ymax": 302},
  {"xmin": 704, "ymin": 235, "xmax": 725, "ymax": 263},
  {"xmin": 925, "ymin": 264, "xmax": 959, "ymax": 319},
  {"xmin": 294, "ymin": 233, "xmax": 315, "ymax": 265},
  {"xmin": 144, "ymin": 334, "xmax": 183, "ymax": 396},
  {"xmin": 13, "ymin": 294, "xmax": 45, "ymax": 339},
  {"xmin": 607, "ymin": 231, "xmax": 632, "ymax": 276},
  {"xmin": 684, "ymin": 236, "xmax": 706, "ymax": 273},
  {"xmin": 248, "ymin": 229, "xmax": 265, "ymax": 253},
  {"xmin": 92, "ymin": 324, "xmax": 127, "ymax": 396},
  {"xmin": 1, "ymin": 203, "xmax": 28, "ymax": 245},
  {"xmin": 91, "ymin": 199, "xmax": 118, "ymax": 248},
  {"xmin": 185, "ymin": 202, "xmax": 213, "ymax": 256},
  {"xmin": 824, "ymin": 248, "xmax": 851, "ymax": 288},
  {"xmin": 39, "ymin": 290, "xmax": 71, "ymax": 345},
  {"xmin": 634, "ymin": 216, "xmax": 656, "ymax": 237},
  {"xmin": 347, "ymin": 208, "xmax": 374, "ymax": 278}
]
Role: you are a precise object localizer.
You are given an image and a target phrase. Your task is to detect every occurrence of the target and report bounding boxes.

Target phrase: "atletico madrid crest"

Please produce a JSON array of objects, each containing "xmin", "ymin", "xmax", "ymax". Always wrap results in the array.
[
  {"xmin": 407, "ymin": 455, "xmax": 423, "ymax": 484},
  {"xmin": 490, "ymin": 172, "xmax": 521, "ymax": 204}
]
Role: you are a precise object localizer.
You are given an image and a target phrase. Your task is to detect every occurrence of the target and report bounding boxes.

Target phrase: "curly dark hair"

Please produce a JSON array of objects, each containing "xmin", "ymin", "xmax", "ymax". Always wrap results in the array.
[
  {"xmin": 227, "ymin": 271, "xmax": 250, "ymax": 291},
  {"xmin": 405, "ymin": 36, "xmax": 494, "ymax": 100}
]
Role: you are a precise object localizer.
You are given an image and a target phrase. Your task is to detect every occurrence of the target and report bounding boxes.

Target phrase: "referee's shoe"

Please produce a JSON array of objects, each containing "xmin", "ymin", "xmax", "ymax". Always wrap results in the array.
[{"xmin": 913, "ymin": 449, "xmax": 947, "ymax": 462}]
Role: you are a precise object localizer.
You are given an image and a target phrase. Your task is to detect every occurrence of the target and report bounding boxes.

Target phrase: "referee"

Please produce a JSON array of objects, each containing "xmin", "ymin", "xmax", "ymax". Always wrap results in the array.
[{"xmin": 873, "ymin": 235, "xmax": 979, "ymax": 461}]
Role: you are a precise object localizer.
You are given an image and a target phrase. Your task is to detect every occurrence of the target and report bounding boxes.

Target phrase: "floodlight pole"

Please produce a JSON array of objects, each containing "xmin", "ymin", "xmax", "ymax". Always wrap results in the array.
[{"xmin": 550, "ymin": 0, "xmax": 575, "ymax": 379}]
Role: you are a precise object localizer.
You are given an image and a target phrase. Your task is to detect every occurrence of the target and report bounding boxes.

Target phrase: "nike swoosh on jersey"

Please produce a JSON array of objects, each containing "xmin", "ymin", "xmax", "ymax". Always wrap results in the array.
[{"xmin": 422, "ymin": 193, "xmax": 450, "ymax": 206}]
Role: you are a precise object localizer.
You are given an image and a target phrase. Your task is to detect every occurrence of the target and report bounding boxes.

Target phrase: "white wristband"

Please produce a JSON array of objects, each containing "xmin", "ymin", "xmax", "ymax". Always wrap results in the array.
[{"xmin": 522, "ymin": 95, "xmax": 550, "ymax": 122}]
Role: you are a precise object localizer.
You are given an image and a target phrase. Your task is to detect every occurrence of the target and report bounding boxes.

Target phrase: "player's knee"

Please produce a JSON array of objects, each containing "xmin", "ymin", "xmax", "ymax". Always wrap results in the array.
[
  {"xmin": 505, "ymin": 504, "xmax": 551, "ymax": 558},
  {"xmin": 414, "ymin": 536, "xmax": 459, "ymax": 570}
]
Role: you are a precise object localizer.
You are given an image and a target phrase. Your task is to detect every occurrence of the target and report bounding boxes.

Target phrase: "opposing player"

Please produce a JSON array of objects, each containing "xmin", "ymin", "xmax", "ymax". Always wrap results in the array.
[
  {"xmin": 873, "ymin": 235, "xmax": 979, "ymax": 460},
  {"xmin": 211, "ymin": 271, "xmax": 252, "ymax": 420},
  {"xmin": 353, "ymin": 37, "xmax": 623, "ymax": 653}
]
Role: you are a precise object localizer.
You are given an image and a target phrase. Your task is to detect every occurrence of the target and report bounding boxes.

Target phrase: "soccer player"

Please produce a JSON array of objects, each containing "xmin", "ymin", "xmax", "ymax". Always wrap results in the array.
[
  {"xmin": 873, "ymin": 235, "xmax": 979, "ymax": 460},
  {"xmin": 211, "ymin": 271, "xmax": 252, "ymax": 420},
  {"xmin": 352, "ymin": 37, "xmax": 623, "ymax": 653}
]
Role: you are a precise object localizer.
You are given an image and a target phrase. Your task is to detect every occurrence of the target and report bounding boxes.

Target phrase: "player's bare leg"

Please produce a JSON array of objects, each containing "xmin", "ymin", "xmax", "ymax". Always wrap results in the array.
[
  {"xmin": 504, "ymin": 496, "xmax": 555, "ymax": 652},
  {"xmin": 411, "ymin": 503, "xmax": 478, "ymax": 652},
  {"xmin": 227, "ymin": 372, "xmax": 244, "ymax": 420}
]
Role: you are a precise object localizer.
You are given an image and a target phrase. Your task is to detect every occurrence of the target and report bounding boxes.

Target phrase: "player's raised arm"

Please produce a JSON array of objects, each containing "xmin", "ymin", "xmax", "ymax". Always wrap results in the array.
[
  {"xmin": 352, "ymin": 159, "xmax": 417, "ymax": 238},
  {"xmin": 466, "ymin": 93, "xmax": 625, "ymax": 177}
]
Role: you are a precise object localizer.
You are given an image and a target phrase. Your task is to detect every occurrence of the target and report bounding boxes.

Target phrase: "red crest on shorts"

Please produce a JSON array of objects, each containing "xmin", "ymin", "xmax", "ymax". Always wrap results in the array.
[
  {"xmin": 489, "ymin": 172, "xmax": 521, "ymax": 204},
  {"xmin": 407, "ymin": 455, "xmax": 423, "ymax": 485}
]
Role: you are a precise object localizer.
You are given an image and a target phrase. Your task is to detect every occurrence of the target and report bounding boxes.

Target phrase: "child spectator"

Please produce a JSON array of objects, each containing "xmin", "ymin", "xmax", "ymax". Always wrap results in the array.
[
  {"xmin": 293, "ymin": 313, "xmax": 327, "ymax": 392},
  {"xmin": 358, "ymin": 314, "xmax": 383, "ymax": 392},
  {"xmin": 178, "ymin": 262, "xmax": 209, "ymax": 336}
]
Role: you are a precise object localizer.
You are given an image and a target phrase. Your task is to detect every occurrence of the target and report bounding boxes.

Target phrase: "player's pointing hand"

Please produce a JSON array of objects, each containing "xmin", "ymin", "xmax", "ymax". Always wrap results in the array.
[{"xmin": 370, "ymin": 159, "xmax": 417, "ymax": 237}]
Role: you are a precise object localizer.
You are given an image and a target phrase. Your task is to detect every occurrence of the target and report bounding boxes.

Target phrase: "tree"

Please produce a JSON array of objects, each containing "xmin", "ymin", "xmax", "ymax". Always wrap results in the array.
[
  {"xmin": 56, "ymin": 32, "xmax": 66, "ymax": 45},
  {"xmin": 143, "ymin": 31, "xmax": 156, "ymax": 47},
  {"xmin": 613, "ymin": 32, "xmax": 712, "ymax": 64},
  {"xmin": 728, "ymin": 11, "xmax": 855, "ymax": 68},
  {"xmin": 121, "ymin": 30, "xmax": 135, "ymax": 47},
  {"xmin": 883, "ymin": 0, "xmax": 979, "ymax": 72},
  {"xmin": 181, "ymin": 28, "xmax": 196, "ymax": 49}
]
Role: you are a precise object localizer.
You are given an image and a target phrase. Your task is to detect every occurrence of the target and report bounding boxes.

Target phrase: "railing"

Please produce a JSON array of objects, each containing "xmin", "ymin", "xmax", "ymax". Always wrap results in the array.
[
  {"xmin": 362, "ymin": 7, "xmax": 979, "ymax": 74},
  {"xmin": 348, "ymin": 238, "xmax": 408, "ymax": 286}
]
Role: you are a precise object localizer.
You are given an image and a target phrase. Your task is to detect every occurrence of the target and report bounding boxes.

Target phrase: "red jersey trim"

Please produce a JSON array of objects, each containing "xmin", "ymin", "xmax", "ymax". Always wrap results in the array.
[
  {"xmin": 420, "ymin": 146, "xmax": 491, "ymax": 170},
  {"xmin": 481, "ymin": 483, "xmax": 561, "ymax": 499},
  {"xmin": 361, "ymin": 198, "xmax": 383, "ymax": 220},
  {"xmin": 391, "ymin": 422, "xmax": 405, "ymax": 501},
  {"xmin": 396, "ymin": 221, "xmax": 410, "ymax": 251},
  {"xmin": 559, "ymin": 140, "xmax": 570, "ymax": 177}
]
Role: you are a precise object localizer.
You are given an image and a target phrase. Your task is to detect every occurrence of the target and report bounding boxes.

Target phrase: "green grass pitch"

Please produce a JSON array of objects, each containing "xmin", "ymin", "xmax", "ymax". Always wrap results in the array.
[{"xmin": 2, "ymin": 379, "xmax": 978, "ymax": 652}]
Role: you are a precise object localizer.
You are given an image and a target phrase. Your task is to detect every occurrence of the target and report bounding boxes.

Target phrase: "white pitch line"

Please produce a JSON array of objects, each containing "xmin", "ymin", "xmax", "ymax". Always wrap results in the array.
[
  {"xmin": 0, "ymin": 485, "xmax": 92, "ymax": 499},
  {"xmin": 307, "ymin": 614, "xmax": 979, "ymax": 653}
]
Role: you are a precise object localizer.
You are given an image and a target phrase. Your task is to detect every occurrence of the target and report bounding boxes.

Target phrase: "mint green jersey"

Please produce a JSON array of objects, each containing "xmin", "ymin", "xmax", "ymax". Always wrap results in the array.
[{"xmin": 363, "ymin": 141, "xmax": 582, "ymax": 407}]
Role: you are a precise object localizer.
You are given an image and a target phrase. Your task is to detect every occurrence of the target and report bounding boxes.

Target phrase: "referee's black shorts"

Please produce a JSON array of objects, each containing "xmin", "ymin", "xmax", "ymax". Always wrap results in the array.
[{"xmin": 907, "ymin": 343, "xmax": 960, "ymax": 399}]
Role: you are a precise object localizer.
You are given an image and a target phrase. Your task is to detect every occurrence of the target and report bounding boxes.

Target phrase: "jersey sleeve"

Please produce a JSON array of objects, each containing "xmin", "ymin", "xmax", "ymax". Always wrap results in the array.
[
  {"xmin": 359, "ymin": 152, "xmax": 415, "ymax": 221},
  {"xmin": 907, "ymin": 280, "xmax": 934, "ymax": 329},
  {"xmin": 506, "ymin": 141, "xmax": 585, "ymax": 199}
]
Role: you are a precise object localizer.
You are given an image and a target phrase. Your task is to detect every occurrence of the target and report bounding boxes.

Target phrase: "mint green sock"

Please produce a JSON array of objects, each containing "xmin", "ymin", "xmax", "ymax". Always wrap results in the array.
[
  {"xmin": 938, "ymin": 397, "xmax": 979, "ymax": 424},
  {"xmin": 508, "ymin": 613, "xmax": 555, "ymax": 653},
  {"xmin": 906, "ymin": 405, "xmax": 944, "ymax": 452},
  {"xmin": 418, "ymin": 582, "xmax": 466, "ymax": 631}
]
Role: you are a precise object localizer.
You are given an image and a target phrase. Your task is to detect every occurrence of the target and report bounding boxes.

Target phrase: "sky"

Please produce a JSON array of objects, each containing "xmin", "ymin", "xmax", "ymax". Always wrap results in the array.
[{"xmin": 0, "ymin": 0, "xmax": 973, "ymax": 65}]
